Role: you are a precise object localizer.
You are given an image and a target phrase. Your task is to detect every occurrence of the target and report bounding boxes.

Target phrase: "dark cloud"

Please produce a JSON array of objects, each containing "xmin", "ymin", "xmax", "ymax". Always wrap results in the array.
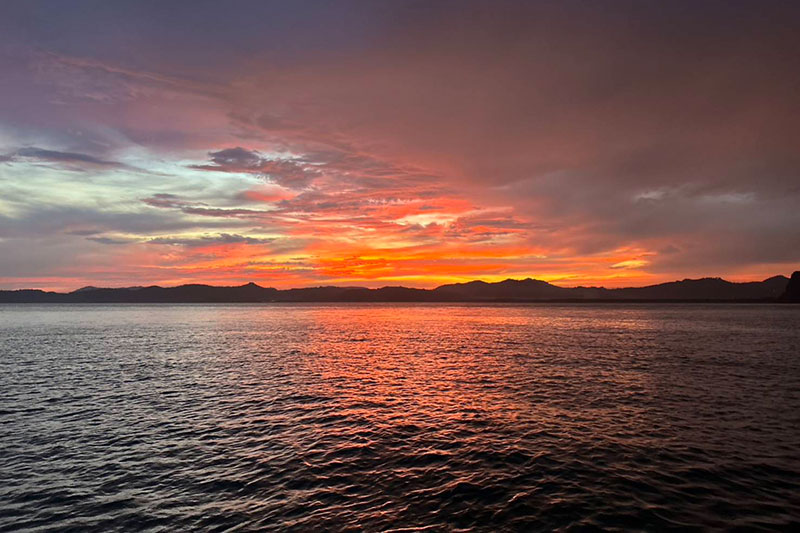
[
  {"xmin": 208, "ymin": 147, "xmax": 261, "ymax": 168},
  {"xmin": 16, "ymin": 147, "xmax": 120, "ymax": 166},
  {"xmin": 141, "ymin": 194, "xmax": 272, "ymax": 220},
  {"xmin": 147, "ymin": 233, "xmax": 274, "ymax": 247},
  {"xmin": 87, "ymin": 236, "xmax": 135, "ymax": 245},
  {"xmin": 191, "ymin": 147, "xmax": 319, "ymax": 188},
  {"xmin": 66, "ymin": 229, "xmax": 103, "ymax": 236},
  {"xmin": 8, "ymin": 146, "xmax": 145, "ymax": 172},
  {"xmin": 141, "ymin": 193, "xmax": 184, "ymax": 209}
]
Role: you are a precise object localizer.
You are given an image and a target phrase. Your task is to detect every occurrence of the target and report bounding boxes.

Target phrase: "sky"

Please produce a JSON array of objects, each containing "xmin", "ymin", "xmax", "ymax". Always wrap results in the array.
[{"xmin": 1, "ymin": 0, "xmax": 799, "ymax": 290}]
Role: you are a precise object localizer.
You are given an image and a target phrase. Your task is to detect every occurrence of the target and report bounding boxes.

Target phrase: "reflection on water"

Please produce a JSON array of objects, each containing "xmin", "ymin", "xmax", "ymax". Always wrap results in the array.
[{"xmin": 1, "ymin": 303, "xmax": 799, "ymax": 531}]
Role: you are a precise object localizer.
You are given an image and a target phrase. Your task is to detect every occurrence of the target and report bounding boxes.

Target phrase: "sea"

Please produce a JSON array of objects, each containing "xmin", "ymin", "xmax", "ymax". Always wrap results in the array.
[{"xmin": 1, "ymin": 303, "xmax": 799, "ymax": 531}]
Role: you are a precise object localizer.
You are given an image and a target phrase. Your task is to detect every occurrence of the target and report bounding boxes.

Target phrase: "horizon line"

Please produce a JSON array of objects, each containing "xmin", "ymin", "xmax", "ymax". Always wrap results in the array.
[{"xmin": 4, "ymin": 272, "xmax": 794, "ymax": 294}]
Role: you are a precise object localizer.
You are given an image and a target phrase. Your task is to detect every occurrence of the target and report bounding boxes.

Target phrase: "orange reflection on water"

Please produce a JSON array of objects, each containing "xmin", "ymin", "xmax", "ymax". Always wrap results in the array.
[{"xmin": 274, "ymin": 304, "xmax": 659, "ymax": 442}]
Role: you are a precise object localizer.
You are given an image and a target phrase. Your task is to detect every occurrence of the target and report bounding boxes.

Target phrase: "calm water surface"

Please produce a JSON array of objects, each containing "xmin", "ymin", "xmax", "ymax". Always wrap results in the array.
[{"xmin": 1, "ymin": 304, "xmax": 799, "ymax": 531}]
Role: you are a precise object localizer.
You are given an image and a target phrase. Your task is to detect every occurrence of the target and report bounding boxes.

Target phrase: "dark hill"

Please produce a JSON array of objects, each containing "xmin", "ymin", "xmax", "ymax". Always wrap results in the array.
[
  {"xmin": 0, "ymin": 274, "xmax": 792, "ymax": 303},
  {"xmin": 435, "ymin": 276, "xmax": 789, "ymax": 301},
  {"xmin": 0, "ymin": 289, "xmax": 67, "ymax": 303},
  {"xmin": 278, "ymin": 286, "xmax": 366, "ymax": 302},
  {"xmin": 341, "ymin": 286, "xmax": 458, "ymax": 302},
  {"xmin": 435, "ymin": 278, "xmax": 568, "ymax": 300},
  {"xmin": 606, "ymin": 276, "xmax": 789, "ymax": 300},
  {"xmin": 779, "ymin": 271, "xmax": 800, "ymax": 302},
  {"xmin": 65, "ymin": 283, "xmax": 278, "ymax": 303}
]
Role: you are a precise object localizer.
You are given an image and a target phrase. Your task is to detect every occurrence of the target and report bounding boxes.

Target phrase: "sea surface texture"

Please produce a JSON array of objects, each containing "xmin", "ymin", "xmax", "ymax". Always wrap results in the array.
[{"xmin": 1, "ymin": 303, "xmax": 799, "ymax": 531}]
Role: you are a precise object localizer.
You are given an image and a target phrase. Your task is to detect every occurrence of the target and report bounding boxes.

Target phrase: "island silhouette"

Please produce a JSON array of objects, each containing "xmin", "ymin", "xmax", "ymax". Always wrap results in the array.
[{"xmin": 1, "ymin": 273, "xmax": 797, "ymax": 303}]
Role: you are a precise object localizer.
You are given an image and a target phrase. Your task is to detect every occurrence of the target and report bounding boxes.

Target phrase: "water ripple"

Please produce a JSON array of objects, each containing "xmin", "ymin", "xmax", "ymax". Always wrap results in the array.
[{"xmin": 1, "ymin": 303, "xmax": 799, "ymax": 531}]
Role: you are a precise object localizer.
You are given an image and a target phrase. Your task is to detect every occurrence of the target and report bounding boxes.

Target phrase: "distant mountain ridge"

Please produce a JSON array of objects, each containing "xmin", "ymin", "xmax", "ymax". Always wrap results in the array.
[
  {"xmin": 436, "ymin": 276, "xmax": 791, "ymax": 301},
  {"xmin": 1, "ymin": 273, "xmax": 796, "ymax": 303}
]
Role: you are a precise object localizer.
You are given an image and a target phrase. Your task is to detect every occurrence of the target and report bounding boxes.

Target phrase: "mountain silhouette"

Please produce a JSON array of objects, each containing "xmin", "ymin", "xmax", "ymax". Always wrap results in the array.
[
  {"xmin": 605, "ymin": 276, "xmax": 790, "ymax": 300},
  {"xmin": 0, "ymin": 274, "xmax": 793, "ymax": 303},
  {"xmin": 779, "ymin": 271, "xmax": 800, "ymax": 302},
  {"xmin": 435, "ymin": 278, "xmax": 568, "ymax": 299}
]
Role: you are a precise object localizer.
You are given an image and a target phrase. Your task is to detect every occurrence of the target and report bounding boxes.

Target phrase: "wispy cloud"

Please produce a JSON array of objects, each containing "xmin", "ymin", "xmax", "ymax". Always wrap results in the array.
[
  {"xmin": 147, "ymin": 233, "xmax": 274, "ymax": 247},
  {"xmin": 9, "ymin": 147, "xmax": 134, "ymax": 171},
  {"xmin": 141, "ymin": 193, "xmax": 272, "ymax": 220}
]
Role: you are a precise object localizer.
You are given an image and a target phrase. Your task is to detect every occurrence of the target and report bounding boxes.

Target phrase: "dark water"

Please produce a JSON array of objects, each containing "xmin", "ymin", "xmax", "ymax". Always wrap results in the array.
[{"xmin": 1, "ymin": 304, "xmax": 799, "ymax": 531}]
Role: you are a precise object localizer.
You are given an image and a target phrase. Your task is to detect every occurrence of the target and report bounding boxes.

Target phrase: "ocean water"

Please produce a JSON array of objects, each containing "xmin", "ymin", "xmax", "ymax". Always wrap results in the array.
[{"xmin": 1, "ymin": 303, "xmax": 799, "ymax": 532}]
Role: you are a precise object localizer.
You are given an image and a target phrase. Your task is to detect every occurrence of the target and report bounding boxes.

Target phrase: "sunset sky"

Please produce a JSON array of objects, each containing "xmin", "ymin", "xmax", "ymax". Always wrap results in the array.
[{"xmin": 1, "ymin": 1, "xmax": 798, "ymax": 290}]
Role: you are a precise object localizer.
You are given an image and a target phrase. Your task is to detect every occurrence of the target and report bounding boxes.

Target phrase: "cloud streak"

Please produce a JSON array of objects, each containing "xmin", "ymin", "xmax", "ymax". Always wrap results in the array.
[{"xmin": 8, "ymin": 147, "xmax": 138, "ymax": 171}]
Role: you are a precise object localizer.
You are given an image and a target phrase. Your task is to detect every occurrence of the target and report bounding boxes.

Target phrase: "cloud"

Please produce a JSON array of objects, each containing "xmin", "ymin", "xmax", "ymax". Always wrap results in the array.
[
  {"xmin": 141, "ymin": 193, "xmax": 272, "ymax": 220},
  {"xmin": 234, "ymin": 188, "xmax": 294, "ymax": 204},
  {"xmin": 147, "ymin": 233, "xmax": 274, "ymax": 247},
  {"xmin": 207, "ymin": 147, "xmax": 261, "ymax": 168},
  {"xmin": 7, "ymin": 146, "xmax": 148, "ymax": 173},
  {"xmin": 15, "ymin": 147, "xmax": 123, "ymax": 167},
  {"xmin": 191, "ymin": 147, "xmax": 319, "ymax": 188},
  {"xmin": 0, "ymin": 206, "xmax": 223, "ymax": 239},
  {"xmin": 140, "ymin": 193, "xmax": 185, "ymax": 209},
  {"xmin": 87, "ymin": 236, "xmax": 136, "ymax": 245}
]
